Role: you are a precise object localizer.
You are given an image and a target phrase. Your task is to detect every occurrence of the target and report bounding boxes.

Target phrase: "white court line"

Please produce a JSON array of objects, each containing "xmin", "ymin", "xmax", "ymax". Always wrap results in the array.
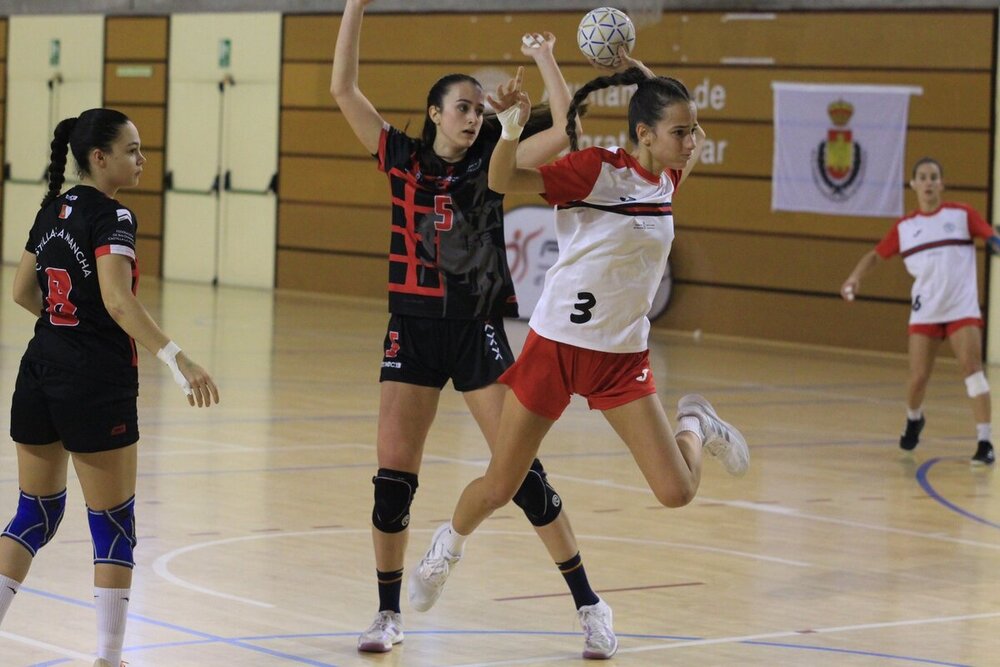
[
  {"xmin": 0, "ymin": 630, "xmax": 93, "ymax": 661},
  {"xmin": 451, "ymin": 611, "xmax": 1000, "ymax": 666},
  {"xmin": 137, "ymin": 437, "xmax": 372, "ymax": 457},
  {"xmin": 152, "ymin": 527, "xmax": 808, "ymax": 612}
]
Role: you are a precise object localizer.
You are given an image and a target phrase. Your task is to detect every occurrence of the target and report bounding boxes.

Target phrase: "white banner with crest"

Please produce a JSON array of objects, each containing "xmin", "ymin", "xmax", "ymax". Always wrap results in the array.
[{"xmin": 771, "ymin": 82, "xmax": 921, "ymax": 218}]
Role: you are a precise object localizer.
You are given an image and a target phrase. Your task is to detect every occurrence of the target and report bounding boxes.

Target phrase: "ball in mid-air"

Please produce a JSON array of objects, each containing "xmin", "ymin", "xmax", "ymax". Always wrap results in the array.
[{"xmin": 577, "ymin": 7, "xmax": 636, "ymax": 67}]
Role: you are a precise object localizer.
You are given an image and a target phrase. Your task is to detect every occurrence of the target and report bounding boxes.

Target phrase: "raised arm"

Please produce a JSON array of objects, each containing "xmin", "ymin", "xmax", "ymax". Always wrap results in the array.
[
  {"xmin": 514, "ymin": 32, "xmax": 575, "ymax": 168},
  {"xmin": 488, "ymin": 74, "xmax": 544, "ymax": 194},
  {"xmin": 330, "ymin": 0, "xmax": 385, "ymax": 155}
]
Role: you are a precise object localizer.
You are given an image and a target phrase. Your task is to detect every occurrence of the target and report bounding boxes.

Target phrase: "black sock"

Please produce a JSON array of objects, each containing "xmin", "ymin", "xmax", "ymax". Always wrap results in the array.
[
  {"xmin": 557, "ymin": 553, "xmax": 600, "ymax": 609},
  {"xmin": 377, "ymin": 568, "xmax": 403, "ymax": 613}
]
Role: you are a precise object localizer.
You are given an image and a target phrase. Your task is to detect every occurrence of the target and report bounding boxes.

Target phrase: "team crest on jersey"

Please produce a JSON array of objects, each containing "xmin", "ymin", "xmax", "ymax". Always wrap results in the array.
[
  {"xmin": 116, "ymin": 208, "xmax": 133, "ymax": 225},
  {"xmin": 810, "ymin": 99, "xmax": 865, "ymax": 202},
  {"xmin": 58, "ymin": 204, "xmax": 72, "ymax": 219}
]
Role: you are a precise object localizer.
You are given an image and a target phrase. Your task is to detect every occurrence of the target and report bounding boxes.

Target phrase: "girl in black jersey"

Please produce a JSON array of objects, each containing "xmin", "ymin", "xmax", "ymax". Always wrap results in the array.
[
  {"xmin": 332, "ymin": 0, "xmax": 613, "ymax": 656},
  {"xmin": 0, "ymin": 109, "xmax": 219, "ymax": 667}
]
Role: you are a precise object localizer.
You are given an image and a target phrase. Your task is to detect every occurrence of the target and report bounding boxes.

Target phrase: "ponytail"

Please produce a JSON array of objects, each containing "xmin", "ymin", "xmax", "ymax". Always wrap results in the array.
[
  {"xmin": 565, "ymin": 68, "xmax": 691, "ymax": 153},
  {"xmin": 41, "ymin": 117, "xmax": 77, "ymax": 208},
  {"xmin": 40, "ymin": 108, "xmax": 131, "ymax": 208}
]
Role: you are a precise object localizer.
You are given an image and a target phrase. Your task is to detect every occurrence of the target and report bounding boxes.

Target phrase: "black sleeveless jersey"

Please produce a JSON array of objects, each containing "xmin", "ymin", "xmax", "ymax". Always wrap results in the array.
[
  {"xmin": 376, "ymin": 124, "xmax": 518, "ymax": 319},
  {"xmin": 21, "ymin": 185, "xmax": 139, "ymax": 388}
]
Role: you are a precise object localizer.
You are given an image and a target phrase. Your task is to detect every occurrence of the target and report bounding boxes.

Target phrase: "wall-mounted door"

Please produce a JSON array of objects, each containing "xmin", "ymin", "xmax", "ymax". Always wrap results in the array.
[
  {"xmin": 163, "ymin": 13, "xmax": 280, "ymax": 288},
  {"xmin": 3, "ymin": 16, "xmax": 103, "ymax": 263}
]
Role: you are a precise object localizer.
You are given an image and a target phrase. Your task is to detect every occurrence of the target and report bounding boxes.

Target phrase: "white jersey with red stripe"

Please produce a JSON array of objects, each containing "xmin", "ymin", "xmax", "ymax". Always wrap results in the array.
[
  {"xmin": 532, "ymin": 146, "xmax": 680, "ymax": 353},
  {"xmin": 874, "ymin": 202, "xmax": 994, "ymax": 324}
]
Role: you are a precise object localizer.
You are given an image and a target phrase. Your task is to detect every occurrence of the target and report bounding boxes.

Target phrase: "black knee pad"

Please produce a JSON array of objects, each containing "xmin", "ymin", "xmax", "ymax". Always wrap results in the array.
[
  {"xmin": 513, "ymin": 459, "xmax": 563, "ymax": 527},
  {"xmin": 372, "ymin": 468, "xmax": 418, "ymax": 534}
]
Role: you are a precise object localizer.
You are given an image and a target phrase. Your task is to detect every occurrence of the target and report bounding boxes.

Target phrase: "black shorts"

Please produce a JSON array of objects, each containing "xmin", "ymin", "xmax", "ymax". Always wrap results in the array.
[
  {"xmin": 10, "ymin": 360, "xmax": 139, "ymax": 453},
  {"xmin": 379, "ymin": 314, "xmax": 514, "ymax": 391}
]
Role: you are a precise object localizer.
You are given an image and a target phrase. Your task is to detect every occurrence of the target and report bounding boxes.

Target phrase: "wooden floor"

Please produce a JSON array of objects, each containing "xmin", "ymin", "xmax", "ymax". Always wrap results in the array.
[{"xmin": 0, "ymin": 265, "xmax": 997, "ymax": 667}]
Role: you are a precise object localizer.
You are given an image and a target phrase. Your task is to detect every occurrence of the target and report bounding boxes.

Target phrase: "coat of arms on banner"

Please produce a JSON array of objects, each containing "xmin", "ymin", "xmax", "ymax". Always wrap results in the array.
[{"xmin": 811, "ymin": 99, "xmax": 865, "ymax": 201}]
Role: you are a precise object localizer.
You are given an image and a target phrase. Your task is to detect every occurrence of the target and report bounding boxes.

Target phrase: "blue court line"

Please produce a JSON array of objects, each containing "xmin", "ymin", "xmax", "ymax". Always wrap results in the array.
[
  {"xmin": 19, "ymin": 587, "xmax": 338, "ymax": 667},
  {"xmin": 25, "ymin": 629, "xmax": 972, "ymax": 667},
  {"xmin": 916, "ymin": 457, "xmax": 1000, "ymax": 530}
]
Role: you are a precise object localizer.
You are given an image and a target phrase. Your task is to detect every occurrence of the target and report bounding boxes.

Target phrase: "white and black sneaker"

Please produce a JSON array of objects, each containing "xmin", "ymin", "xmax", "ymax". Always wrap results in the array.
[
  {"xmin": 972, "ymin": 440, "xmax": 995, "ymax": 466},
  {"xmin": 677, "ymin": 394, "xmax": 749, "ymax": 476}
]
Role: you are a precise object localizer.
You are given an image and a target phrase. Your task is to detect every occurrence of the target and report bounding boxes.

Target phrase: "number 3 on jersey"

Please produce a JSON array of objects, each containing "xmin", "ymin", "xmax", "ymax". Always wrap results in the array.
[
  {"xmin": 571, "ymin": 291, "xmax": 596, "ymax": 324},
  {"xmin": 44, "ymin": 267, "xmax": 79, "ymax": 326},
  {"xmin": 434, "ymin": 195, "xmax": 454, "ymax": 232}
]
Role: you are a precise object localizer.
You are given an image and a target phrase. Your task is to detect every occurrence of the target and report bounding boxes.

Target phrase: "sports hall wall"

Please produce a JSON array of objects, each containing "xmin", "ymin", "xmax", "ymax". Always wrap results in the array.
[{"xmin": 0, "ymin": 9, "xmax": 994, "ymax": 355}]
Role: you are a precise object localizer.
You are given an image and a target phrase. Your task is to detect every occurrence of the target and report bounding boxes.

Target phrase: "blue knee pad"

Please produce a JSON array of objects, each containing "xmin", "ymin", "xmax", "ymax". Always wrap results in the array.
[
  {"xmin": 513, "ymin": 459, "xmax": 563, "ymax": 527},
  {"xmin": 88, "ymin": 496, "xmax": 137, "ymax": 568},
  {"xmin": 2, "ymin": 489, "xmax": 68, "ymax": 556}
]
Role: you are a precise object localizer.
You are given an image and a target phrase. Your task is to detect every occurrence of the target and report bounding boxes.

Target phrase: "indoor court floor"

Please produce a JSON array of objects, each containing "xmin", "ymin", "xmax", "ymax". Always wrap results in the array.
[{"xmin": 0, "ymin": 266, "xmax": 996, "ymax": 666}]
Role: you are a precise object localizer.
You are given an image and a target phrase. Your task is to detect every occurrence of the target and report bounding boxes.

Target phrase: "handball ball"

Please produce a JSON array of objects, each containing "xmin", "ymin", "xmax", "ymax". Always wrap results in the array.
[{"xmin": 577, "ymin": 7, "xmax": 636, "ymax": 67}]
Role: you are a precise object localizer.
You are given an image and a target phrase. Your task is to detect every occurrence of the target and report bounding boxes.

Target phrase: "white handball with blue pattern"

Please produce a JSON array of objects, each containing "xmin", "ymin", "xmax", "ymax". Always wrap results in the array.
[{"xmin": 577, "ymin": 7, "xmax": 636, "ymax": 67}]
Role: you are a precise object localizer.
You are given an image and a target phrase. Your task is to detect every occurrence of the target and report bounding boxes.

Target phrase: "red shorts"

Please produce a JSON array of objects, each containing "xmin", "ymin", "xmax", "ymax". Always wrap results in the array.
[
  {"xmin": 908, "ymin": 317, "xmax": 983, "ymax": 339},
  {"xmin": 499, "ymin": 330, "xmax": 656, "ymax": 420}
]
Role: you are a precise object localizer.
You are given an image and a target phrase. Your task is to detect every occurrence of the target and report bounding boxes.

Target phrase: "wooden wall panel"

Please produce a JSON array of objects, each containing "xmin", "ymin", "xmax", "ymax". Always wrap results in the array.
[
  {"xmin": 655, "ymin": 284, "xmax": 913, "ymax": 353},
  {"xmin": 106, "ymin": 17, "xmax": 168, "ymax": 61},
  {"xmin": 278, "ymin": 202, "xmax": 388, "ymax": 255},
  {"xmin": 104, "ymin": 63, "xmax": 167, "ymax": 105},
  {"xmin": 105, "ymin": 16, "xmax": 168, "ymax": 277},
  {"xmin": 277, "ymin": 249, "xmax": 386, "ymax": 299},
  {"xmin": 118, "ymin": 191, "xmax": 164, "ymax": 237},
  {"xmin": 277, "ymin": 10, "xmax": 996, "ymax": 353},
  {"xmin": 136, "ymin": 237, "xmax": 162, "ymax": 279}
]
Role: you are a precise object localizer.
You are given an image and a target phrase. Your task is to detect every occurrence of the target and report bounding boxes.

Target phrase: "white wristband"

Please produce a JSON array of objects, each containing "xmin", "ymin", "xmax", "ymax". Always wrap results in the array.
[
  {"xmin": 497, "ymin": 105, "xmax": 525, "ymax": 141},
  {"xmin": 156, "ymin": 341, "xmax": 193, "ymax": 397}
]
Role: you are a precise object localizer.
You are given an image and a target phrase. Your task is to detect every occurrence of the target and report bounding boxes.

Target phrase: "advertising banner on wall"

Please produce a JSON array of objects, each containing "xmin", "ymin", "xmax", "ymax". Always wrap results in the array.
[{"xmin": 771, "ymin": 82, "xmax": 922, "ymax": 218}]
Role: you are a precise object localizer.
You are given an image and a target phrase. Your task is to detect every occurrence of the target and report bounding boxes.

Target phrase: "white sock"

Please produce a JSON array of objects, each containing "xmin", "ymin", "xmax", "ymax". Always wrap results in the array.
[
  {"xmin": 443, "ymin": 523, "xmax": 468, "ymax": 557},
  {"xmin": 95, "ymin": 586, "xmax": 130, "ymax": 664},
  {"xmin": 976, "ymin": 423, "xmax": 992, "ymax": 443},
  {"xmin": 0, "ymin": 574, "xmax": 20, "ymax": 625},
  {"xmin": 907, "ymin": 407, "xmax": 923, "ymax": 420},
  {"xmin": 677, "ymin": 416, "xmax": 704, "ymax": 445}
]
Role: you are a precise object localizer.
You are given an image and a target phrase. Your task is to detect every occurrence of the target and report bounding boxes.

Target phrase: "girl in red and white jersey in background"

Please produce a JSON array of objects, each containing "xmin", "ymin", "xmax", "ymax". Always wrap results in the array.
[
  {"xmin": 408, "ymin": 53, "xmax": 750, "ymax": 660},
  {"xmin": 842, "ymin": 157, "xmax": 1000, "ymax": 465}
]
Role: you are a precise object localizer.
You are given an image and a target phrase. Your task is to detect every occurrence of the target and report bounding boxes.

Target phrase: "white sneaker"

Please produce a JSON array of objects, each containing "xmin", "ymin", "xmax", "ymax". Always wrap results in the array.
[
  {"xmin": 677, "ymin": 394, "xmax": 749, "ymax": 476},
  {"xmin": 408, "ymin": 522, "xmax": 461, "ymax": 612},
  {"xmin": 357, "ymin": 610, "xmax": 403, "ymax": 653},
  {"xmin": 578, "ymin": 598, "xmax": 618, "ymax": 659}
]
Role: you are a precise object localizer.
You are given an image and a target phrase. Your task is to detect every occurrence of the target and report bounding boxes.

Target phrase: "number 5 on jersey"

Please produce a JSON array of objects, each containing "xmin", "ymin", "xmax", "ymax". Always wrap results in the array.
[{"xmin": 434, "ymin": 195, "xmax": 454, "ymax": 232}]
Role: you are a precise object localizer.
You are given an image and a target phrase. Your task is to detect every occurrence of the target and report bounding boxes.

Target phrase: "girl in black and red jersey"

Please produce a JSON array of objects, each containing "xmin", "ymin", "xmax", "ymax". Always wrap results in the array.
[
  {"xmin": 331, "ymin": 0, "xmax": 610, "ymax": 655},
  {"xmin": 409, "ymin": 59, "xmax": 751, "ymax": 659},
  {"xmin": 842, "ymin": 157, "xmax": 1000, "ymax": 465},
  {"xmin": 0, "ymin": 109, "xmax": 219, "ymax": 667}
]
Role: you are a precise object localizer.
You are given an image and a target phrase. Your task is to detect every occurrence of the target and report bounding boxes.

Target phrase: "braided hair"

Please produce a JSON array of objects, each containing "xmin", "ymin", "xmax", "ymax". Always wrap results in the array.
[
  {"xmin": 565, "ymin": 68, "xmax": 691, "ymax": 152},
  {"xmin": 41, "ymin": 108, "xmax": 131, "ymax": 208}
]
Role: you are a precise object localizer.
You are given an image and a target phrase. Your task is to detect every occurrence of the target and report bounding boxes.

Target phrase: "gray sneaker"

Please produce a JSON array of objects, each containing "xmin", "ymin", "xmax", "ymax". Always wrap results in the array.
[
  {"xmin": 578, "ymin": 598, "xmax": 618, "ymax": 659},
  {"xmin": 408, "ymin": 523, "xmax": 461, "ymax": 612},
  {"xmin": 677, "ymin": 394, "xmax": 749, "ymax": 476},
  {"xmin": 357, "ymin": 610, "xmax": 403, "ymax": 652}
]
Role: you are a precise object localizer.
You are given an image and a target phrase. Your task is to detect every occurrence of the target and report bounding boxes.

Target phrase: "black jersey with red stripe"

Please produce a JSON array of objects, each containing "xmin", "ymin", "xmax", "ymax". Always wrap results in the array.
[
  {"xmin": 376, "ymin": 124, "xmax": 518, "ymax": 319},
  {"xmin": 21, "ymin": 185, "xmax": 139, "ymax": 388}
]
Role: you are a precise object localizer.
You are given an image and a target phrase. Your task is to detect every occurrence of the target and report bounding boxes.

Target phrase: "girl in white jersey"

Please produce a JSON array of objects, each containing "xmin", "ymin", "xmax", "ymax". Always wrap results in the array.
[
  {"xmin": 842, "ymin": 157, "xmax": 1000, "ymax": 465},
  {"xmin": 408, "ymin": 59, "xmax": 750, "ymax": 660}
]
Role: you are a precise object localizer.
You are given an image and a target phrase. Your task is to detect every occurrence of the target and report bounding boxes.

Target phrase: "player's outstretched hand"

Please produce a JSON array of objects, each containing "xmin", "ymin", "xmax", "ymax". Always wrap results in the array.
[
  {"xmin": 520, "ymin": 31, "xmax": 556, "ymax": 58},
  {"xmin": 488, "ymin": 66, "xmax": 531, "ymax": 126},
  {"xmin": 589, "ymin": 46, "xmax": 655, "ymax": 79}
]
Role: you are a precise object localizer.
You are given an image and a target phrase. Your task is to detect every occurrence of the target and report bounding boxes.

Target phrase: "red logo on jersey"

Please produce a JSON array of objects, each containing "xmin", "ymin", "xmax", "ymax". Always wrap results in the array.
[
  {"xmin": 385, "ymin": 331, "xmax": 401, "ymax": 358},
  {"xmin": 58, "ymin": 204, "xmax": 73, "ymax": 219},
  {"xmin": 111, "ymin": 424, "xmax": 127, "ymax": 436}
]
